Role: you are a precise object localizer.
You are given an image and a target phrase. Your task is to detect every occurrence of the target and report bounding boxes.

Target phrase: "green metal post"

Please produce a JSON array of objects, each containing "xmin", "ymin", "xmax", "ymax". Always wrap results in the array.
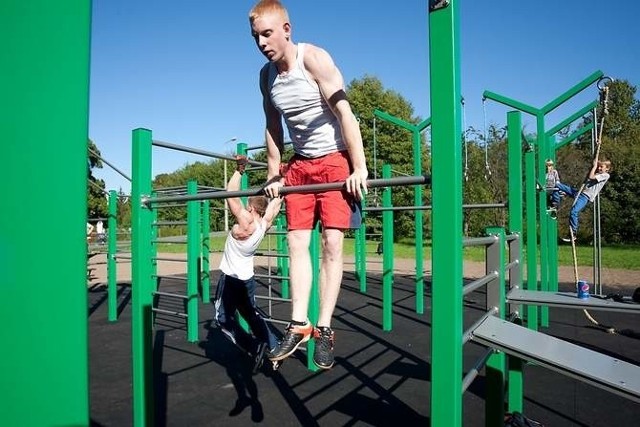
[
  {"xmin": 484, "ymin": 227, "xmax": 506, "ymax": 426},
  {"xmin": 524, "ymin": 137, "xmax": 539, "ymax": 330},
  {"xmin": 307, "ymin": 224, "xmax": 321, "ymax": 371},
  {"xmin": 357, "ymin": 206, "xmax": 368, "ymax": 293},
  {"xmin": 277, "ymin": 215, "xmax": 290, "ymax": 298},
  {"xmin": 428, "ymin": 1, "xmax": 463, "ymax": 425},
  {"xmin": 108, "ymin": 190, "xmax": 118, "ymax": 321},
  {"xmin": 201, "ymin": 200, "xmax": 211, "ymax": 303},
  {"xmin": 536, "ymin": 114, "xmax": 550, "ymax": 327},
  {"xmin": 1, "ymin": 2, "xmax": 91, "ymax": 425},
  {"xmin": 236, "ymin": 142, "xmax": 250, "ymax": 331},
  {"xmin": 506, "ymin": 112, "xmax": 524, "ymax": 412},
  {"xmin": 150, "ymin": 193, "xmax": 158, "ymax": 294},
  {"xmin": 131, "ymin": 128, "xmax": 155, "ymax": 427},
  {"xmin": 382, "ymin": 165, "xmax": 394, "ymax": 331},
  {"xmin": 373, "ymin": 109, "xmax": 430, "ymax": 313},
  {"xmin": 187, "ymin": 180, "xmax": 200, "ymax": 342}
]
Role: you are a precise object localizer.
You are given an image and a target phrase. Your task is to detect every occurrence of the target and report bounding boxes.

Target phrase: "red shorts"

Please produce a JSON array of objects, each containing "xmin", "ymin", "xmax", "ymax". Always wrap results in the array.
[{"xmin": 284, "ymin": 151, "xmax": 362, "ymax": 230}]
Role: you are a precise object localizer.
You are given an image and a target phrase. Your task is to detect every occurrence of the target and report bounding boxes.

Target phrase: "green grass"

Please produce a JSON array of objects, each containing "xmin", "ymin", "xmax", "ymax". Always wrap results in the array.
[{"xmin": 156, "ymin": 236, "xmax": 640, "ymax": 270}]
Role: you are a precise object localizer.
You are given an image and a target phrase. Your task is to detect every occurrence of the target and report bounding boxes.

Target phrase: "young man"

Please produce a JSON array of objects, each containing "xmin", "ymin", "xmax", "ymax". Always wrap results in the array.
[
  {"xmin": 214, "ymin": 155, "xmax": 281, "ymax": 372},
  {"xmin": 249, "ymin": 0, "xmax": 368, "ymax": 369},
  {"xmin": 552, "ymin": 157, "xmax": 611, "ymax": 241}
]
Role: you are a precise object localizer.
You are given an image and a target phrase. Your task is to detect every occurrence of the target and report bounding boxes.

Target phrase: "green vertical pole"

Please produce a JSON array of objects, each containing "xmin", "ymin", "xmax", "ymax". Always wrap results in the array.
[
  {"xmin": 548, "ymin": 139, "xmax": 559, "ymax": 293},
  {"xmin": 484, "ymin": 227, "xmax": 506, "ymax": 427},
  {"xmin": 277, "ymin": 215, "xmax": 290, "ymax": 298},
  {"xmin": 382, "ymin": 164, "xmax": 394, "ymax": 331},
  {"xmin": 131, "ymin": 128, "xmax": 155, "ymax": 427},
  {"xmin": 536, "ymin": 115, "xmax": 550, "ymax": 327},
  {"xmin": 1, "ymin": 2, "xmax": 91, "ymax": 425},
  {"xmin": 506, "ymin": 112, "xmax": 524, "ymax": 413},
  {"xmin": 150, "ymin": 193, "xmax": 158, "ymax": 294},
  {"xmin": 307, "ymin": 224, "xmax": 321, "ymax": 371},
  {"xmin": 108, "ymin": 190, "xmax": 119, "ymax": 321},
  {"xmin": 412, "ymin": 131, "xmax": 425, "ymax": 314},
  {"xmin": 236, "ymin": 143, "xmax": 250, "ymax": 331},
  {"xmin": 186, "ymin": 180, "xmax": 200, "ymax": 342},
  {"xmin": 524, "ymin": 137, "xmax": 539, "ymax": 330},
  {"xmin": 428, "ymin": 1, "xmax": 463, "ymax": 426},
  {"xmin": 357, "ymin": 206, "xmax": 368, "ymax": 293},
  {"xmin": 201, "ymin": 200, "xmax": 211, "ymax": 303}
]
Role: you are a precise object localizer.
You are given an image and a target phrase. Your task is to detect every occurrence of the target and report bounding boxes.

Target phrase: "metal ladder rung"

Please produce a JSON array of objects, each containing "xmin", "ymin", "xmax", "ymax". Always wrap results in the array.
[
  {"xmin": 152, "ymin": 291, "xmax": 189, "ymax": 299},
  {"xmin": 151, "ymin": 307, "xmax": 188, "ymax": 318}
]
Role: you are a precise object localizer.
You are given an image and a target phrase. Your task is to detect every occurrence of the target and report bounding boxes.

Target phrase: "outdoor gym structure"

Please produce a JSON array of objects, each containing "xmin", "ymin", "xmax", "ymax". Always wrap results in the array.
[{"xmin": 4, "ymin": 1, "xmax": 640, "ymax": 427}]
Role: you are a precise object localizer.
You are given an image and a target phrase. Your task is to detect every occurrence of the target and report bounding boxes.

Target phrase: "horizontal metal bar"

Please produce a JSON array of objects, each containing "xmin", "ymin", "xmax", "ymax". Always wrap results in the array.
[
  {"xmin": 153, "ymin": 221, "xmax": 188, "ymax": 226},
  {"xmin": 153, "ymin": 275, "xmax": 188, "ymax": 281},
  {"xmin": 255, "ymin": 274, "xmax": 289, "ymax": 280},
  {"xmin": 504, "ymin": 260, "xmax": 519, "ymax": 272},
  {"xmin": 463, "ymin": 235, "xmax": 498, "ymax": 247},
  {"xmin": 113, "ymin": 255, "xmax": 132, "ymax": 260},
  {"xmin": 152, "ymin": 257, "xmax": 188, "ymax": 262},
  {"xmin": 461, "ymin": 347, "xmax": 495, "ymax": 394},
  {"xmin": 255, "ymin": 295, "xmax": 292, "ymax": 303},
  {"xmin": 152, "ymin": 238, "xmax": 187, "ymax": 244},
  {"xmin": 152, "ymin": 291, "xmax": 189, "ymax": 299},
  {"xmin": 505, "ymin": 233, "xmax": 520, "ymax": 242},
  {"xmin": 150, "ymin": 175, "xmax": 431, "ymax": 205},
  {"xmin": 152, "ymin": 139, "xmax": 268, "ymax": 167},
  {"xmin": 151, "ymin": 307, "xmax": 188, "ymax": 318},
  {"xmin": 365, "ymin": 202, "xmax": 506, "ymax": 212},
  {"xmin": 463, "ymin": 307, "xmax": 499, "ymax": 344},
  {"xmin": 255, "ymin": 252, "xmax": 289, "ymax": 258},
  {"xmin": 463, "ymin": 271, "xmax": 498, "ymax": 296}
]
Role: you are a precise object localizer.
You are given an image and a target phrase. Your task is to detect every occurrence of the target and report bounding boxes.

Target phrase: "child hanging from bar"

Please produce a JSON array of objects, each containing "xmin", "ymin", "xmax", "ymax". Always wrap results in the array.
[
  {"xmin": 545, "ymin": 158, "xmax": 561, "ymax": 218},
  {"xmin": 214, "ymin": 155, "xmax": 282, "ymax": 373}
]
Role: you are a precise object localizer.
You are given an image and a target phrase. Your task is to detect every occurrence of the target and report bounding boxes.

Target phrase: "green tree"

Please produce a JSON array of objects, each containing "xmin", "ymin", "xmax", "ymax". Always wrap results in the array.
[
  {"xmin": 87, "ymin": 139, "xmax": 108, "ymax": 219},
  {"xmin": 348, "ymin": 75, "xmax": 432, "ymax": 240}
]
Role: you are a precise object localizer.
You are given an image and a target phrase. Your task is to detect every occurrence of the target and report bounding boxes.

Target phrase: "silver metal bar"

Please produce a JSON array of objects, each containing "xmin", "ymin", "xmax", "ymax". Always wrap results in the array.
[
  {"xmin": 461, "ymin": 347, "xmax": 495, "ymax": 393},
  {"xmin": 462, "ymin": 307, "xmax": 498, "ymax": 344},
  {"xmin": 152, "ymin": 291, "xmax": 188, "ymax": 299},
  {"xmin": 463, "ymin": 235, "xmax": 498, "ymax": 247},
  {"xmin": 365, "ymin": 202, "xmax": 506, "ymax": 212},
  {"xmin": 153, "ymin": 275, "xmax": 188, "ymax": 282},
  {"xmin": 463, "ymin": 271, "xmax": 498, "ymax": 296},
  {"xmin": 151, "ymin": 307, "xmax": 188, "ymax": 318},
  {"xmin": 150, "ymin": 175, "xmax": 431, "ymax": 205},
  {"xmin": 152, "ymin": 257, "xmax": 187, "ymax": 262},
  {"xmin": 152, "ymin": 139, "xmax": 268, "ymax": 167}
]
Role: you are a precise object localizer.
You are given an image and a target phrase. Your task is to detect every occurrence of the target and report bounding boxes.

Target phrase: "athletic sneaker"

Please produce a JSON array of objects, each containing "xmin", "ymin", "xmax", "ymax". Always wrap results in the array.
[
  {"xmin": 268, "ymin": 321, "xmax": 312, "ymax": 361},
  {"xmin": 313, "ymin": 326, "xmax": 335, "ymax": 369}
]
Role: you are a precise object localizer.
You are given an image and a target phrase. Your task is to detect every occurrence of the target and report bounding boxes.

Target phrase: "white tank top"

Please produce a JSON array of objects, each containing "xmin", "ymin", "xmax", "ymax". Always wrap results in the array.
[
  {"xmin": 219, "ymin": 219, "xmax": 267, "ymax": 280},
  {"xmin": 265, "ymin": 43, "xmax": 345, "ymax": 157}
]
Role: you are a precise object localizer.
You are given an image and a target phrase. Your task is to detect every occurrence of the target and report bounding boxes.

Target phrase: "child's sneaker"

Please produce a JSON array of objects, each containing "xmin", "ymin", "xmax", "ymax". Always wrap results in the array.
[
  {"xmin": 313, "ymin": 326, "xmax": 335, "ymax": 369},
  {"xmin": 268, "ymin": 320, "xmax": 312, "ymax": 361}
]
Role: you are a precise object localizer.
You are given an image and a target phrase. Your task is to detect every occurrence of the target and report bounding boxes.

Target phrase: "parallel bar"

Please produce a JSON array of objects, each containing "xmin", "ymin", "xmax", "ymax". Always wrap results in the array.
[
  {"xmin": 463, "ymin": 235, "xmax": 498, "ymax": 247},
  {"xmin": 365, "ymin": 202, "xmax": 506, "ymax": 212},
  {"xmin": 152, "ymin": 139, "xmax": 267, "ymax": 167},
  {"xmin": 151, "ymin": 175, "xmax": 431, "ymax": 205},
  {"xmin": 152, "ymin": 291, "xmax": 188, "ymax": 299},
  {"xmin": 461, "ymin": 347, "xmax": 495, "ymax": 393},
  {"xmin": 151, "ymin": 308, "xmax": 188, "ymax": 318},
  {"xmin": 462, "ymin": 272, "xmax": 498, "ymax": 296}
]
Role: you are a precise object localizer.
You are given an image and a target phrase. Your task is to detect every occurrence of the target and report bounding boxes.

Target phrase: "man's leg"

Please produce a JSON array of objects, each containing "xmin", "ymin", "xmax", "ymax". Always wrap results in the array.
[
  {"xmin": 268, "ymin": 229, "xmax": 314, "ymax": 361},
  {"xmin": 317, "ymin": 228, "xmax": 344, "ymax": 327}
]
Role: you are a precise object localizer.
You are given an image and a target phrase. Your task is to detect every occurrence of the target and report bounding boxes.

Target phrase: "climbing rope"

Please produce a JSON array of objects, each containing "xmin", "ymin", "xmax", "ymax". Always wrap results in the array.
[
  {"xmin": 481, "ymin": 97, "xmax": 492, "ymax": 181},
  {"xmin": 568, "ymin": 76, "xmax": 616, "ymax": 332},
  {"xmin": 462, "ymin": 96, "xmax": 469, "ymax": 181}
]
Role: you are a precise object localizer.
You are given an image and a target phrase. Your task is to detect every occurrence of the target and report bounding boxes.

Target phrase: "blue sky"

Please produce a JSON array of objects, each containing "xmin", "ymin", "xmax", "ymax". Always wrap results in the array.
[{"xmin": 89, "ymin": 1, "xmax": 640, "ymax": 193}]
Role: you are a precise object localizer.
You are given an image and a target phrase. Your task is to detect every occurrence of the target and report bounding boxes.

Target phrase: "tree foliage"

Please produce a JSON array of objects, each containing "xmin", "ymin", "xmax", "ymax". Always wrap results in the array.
[{"xmin": 87, "ymin": 139, "xmax": 108, "ymax": 219}]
